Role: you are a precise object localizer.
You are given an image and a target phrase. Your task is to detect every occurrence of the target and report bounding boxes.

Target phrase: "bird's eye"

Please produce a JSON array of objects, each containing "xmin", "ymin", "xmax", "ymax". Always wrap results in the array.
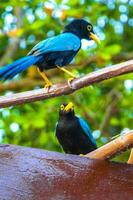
[
  {"xmin": 87, "ymin": 25, "xmax": 92, "ymax": 31},
  {"xmin": 60, "ymin": 105, "xmax": 64, "ymax": 110}
]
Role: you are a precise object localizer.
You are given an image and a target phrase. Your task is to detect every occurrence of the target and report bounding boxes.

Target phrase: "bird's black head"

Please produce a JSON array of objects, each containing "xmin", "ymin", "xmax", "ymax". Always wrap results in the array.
[
  {"xmin": 63, "ymin": 19, "xmax": 100, "ymax": 44},
  {"xmin": 59, "ymin": 102, "xmax": 75, "ymax": 118}
]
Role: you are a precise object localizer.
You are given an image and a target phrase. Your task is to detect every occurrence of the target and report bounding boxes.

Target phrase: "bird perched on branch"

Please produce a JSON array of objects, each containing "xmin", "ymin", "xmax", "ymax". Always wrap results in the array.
[
  {"xmin": 56, "ymin": 102, "xmax": 97, "ymax": 155},
  {"xmin": 0, "ymin": 19, "xmax": 100, "ymax": 88}
]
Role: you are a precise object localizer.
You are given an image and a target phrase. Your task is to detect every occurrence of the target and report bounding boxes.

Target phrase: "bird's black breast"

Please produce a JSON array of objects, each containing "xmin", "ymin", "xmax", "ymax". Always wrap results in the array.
[
  {"xmin": 56, "ymin": 117, "xmax": 97, "ymax": 155},
  {"xmin": 36, "ymin": 50, "xmax": 78, "ymax": 72}
]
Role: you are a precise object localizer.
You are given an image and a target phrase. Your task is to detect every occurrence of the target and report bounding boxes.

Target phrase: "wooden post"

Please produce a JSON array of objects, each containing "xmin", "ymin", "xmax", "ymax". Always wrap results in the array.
[{"xmin": 0, "ymin": 144, "xmax": 133, "ymax": 200}]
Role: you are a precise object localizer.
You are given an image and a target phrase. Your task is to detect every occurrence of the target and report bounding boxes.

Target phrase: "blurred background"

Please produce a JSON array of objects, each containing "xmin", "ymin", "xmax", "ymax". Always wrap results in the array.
[{"xmin": 0, "ymin": 0, "xmax": 133, "ymax": 162}]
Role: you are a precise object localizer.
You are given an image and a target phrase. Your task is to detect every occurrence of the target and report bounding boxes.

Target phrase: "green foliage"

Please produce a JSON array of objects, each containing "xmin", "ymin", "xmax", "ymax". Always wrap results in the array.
[{"xmin": 0, "ymin": 0, "xmax": 133, "ymax": 162}]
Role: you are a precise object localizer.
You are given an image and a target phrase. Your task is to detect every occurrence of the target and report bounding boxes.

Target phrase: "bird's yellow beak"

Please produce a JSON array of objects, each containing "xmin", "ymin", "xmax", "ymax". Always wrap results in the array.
[
  {"xmin": 64, "ymin": 102, "xmax": 74, "ymax": 112},
  {"xmin": 90, "ymin": 32, "xmax": 101, "ymax": 44}
]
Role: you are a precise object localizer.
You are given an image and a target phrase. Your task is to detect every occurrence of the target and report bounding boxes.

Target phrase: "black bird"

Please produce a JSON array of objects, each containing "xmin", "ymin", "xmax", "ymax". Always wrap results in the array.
[
  {"xmin": 56, "ymin": 102, "xmax": 97, "ymax": 155},
  {"xmin": 0, "ymin": 19, "xmax": 100, "ymax": 88}
]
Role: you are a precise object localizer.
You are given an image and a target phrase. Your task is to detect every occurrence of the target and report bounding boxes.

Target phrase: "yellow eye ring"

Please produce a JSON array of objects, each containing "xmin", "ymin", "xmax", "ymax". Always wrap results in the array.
[
  {"xmin": 87, "ymin": 25, "xmax": 92, "ymax": 31},
  {"xmin": 60, "ymin": 105, "xmax": 64, "ymax": 110}
]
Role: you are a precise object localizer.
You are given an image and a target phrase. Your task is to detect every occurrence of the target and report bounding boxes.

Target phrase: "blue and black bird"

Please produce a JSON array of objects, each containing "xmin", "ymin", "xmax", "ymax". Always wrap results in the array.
[
  {"xmin": 0, "ymin": 19, "xmax": 100, "ymax": 88},
  {"xmin": 56, "ymin": 102, "xmax": 97, "ymax": 155}
]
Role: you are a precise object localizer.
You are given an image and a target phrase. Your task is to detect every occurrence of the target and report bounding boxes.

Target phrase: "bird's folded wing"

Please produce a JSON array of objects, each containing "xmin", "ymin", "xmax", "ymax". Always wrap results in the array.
[
  {"xmin": 28, "ymin": 33, "xmax": 81, "ymax": 56},
  {"xmin": 55, "ymin": 122, "xmax": 58, "ymax": 134},
  {"xmin": 78, "ymin": 117, "xmax": 97, "ymax": 146}
]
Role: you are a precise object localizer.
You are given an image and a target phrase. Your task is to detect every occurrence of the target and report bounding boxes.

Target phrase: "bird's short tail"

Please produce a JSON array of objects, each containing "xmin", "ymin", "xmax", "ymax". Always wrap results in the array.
[{"xmin": 0, "ymin": 55, "xmax": 41, "ymax": 80}]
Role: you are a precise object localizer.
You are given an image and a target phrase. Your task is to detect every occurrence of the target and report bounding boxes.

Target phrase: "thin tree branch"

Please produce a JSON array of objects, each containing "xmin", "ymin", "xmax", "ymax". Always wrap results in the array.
[
  {"xmin": 0, "ymin": 78, "xmax": 43, "ymax": 92},
  {"xmin": 0, "ymin": 60, "xmax": 132, "ymax": 108},
  {"xmin": 69, "ymin": 51, "xmax": 133, "ymax": 69},
  {"xmin": 128, "ymin": 148, "xmax": 133, "ymax": 164},
  {"xmin": 86, "ymin": 130, "xmax": 133, "ymax": 161},
  {"xmin": 99, "ymin": 89, "xmax": 122, "ymax": 134},
  {"xmin": 112, "ymin": 51, "xmax": 133, "ymax": 62}
]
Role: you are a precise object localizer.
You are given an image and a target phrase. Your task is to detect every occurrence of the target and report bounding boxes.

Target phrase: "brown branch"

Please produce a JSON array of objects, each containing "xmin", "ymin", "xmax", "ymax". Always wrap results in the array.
[
  {"xmin": 1, "ymin": 51, "xmax": 132, "ymax": 92},
  {"xmin": 0, "ymin": 60, "xmax": 132, "ymax": 108},
  {"xmin": 0, "ymin": 51, "xmax": 132, "ymax": 93},
  {"xmin": 112, "ymin": 51, "xmax": 133, "ymax": 62},
  {"xmin": 69, "ymin": 51, "xmax": 133, "ymax": 69},
  {"xmin": 86, "ymin": 130, "xmax": 133, "ymax": 160},
  {"xmin": 0, "ymin": 78, "xmax": 43, "ymax": 92}
]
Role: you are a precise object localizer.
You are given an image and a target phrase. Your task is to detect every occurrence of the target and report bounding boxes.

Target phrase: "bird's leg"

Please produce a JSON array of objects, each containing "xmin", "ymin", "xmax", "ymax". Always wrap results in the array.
[
  {"xmin": 56, "ymin": 66, "xmax": 77, "ymax": 87},
  {"xmin": 37, "ymin": 68, "xmax": 53, "ymax": 88},
  {"xmin": 56, "ymin": 66, "xmax": 76, "ymax": 77}
]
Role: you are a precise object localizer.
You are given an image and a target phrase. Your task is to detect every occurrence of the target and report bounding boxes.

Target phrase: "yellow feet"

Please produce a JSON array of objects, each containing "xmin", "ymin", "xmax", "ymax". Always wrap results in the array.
[
  {"xmin": 56, "ymin": 65, "xmax": 77, "ymax": 88},
  {"xmin": 44, "ymin": 81, "xmax": 53, "ymax": 89},
  {"xmin": 37, "ymin": 68, "xmax": 53, "ymax": 89},
  {"xmin": 68, "ymin": 77, "xmax": 76, "ymax": 88}
]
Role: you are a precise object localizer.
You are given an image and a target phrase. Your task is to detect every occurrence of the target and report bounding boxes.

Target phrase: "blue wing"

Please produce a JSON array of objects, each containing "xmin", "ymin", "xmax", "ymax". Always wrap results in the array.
[
  {"xmin": 77, "ymin": 117, "xmax": 96, "ymax": 146},
  {"xmin": 55, "ymin": 122, "xmax": 58, "ymax": 134},
  {"xmin": 28, "ymin": 33, "xmax": 81, "ymax": 56}
]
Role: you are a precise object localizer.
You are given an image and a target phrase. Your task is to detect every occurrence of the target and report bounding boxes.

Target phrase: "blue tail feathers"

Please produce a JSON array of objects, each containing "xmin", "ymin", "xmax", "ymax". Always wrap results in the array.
[{"xmin": 0, "ymin": 55, "xmax": 41, "ymax": 80}]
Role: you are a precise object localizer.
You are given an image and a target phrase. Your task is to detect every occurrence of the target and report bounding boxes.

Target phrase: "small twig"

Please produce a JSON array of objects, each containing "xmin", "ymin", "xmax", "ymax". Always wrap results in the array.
[
  {"xmin": 0, "ymin": 78, "xmax": 43, "ymax": 92},
  {"xmin": 86, "ymin": 131, "xmax": 133, "ymax": 160},
  {"xmin": 0, "ymin": 60, "xmax": 132, "ymax": 108},
  {"xmin": 69, "ymin": 51, "xmax": 133, "ymax": 69},
  {"xmin": 99, "ymin": 89, "xmax": 122, "ymax": 134}
]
